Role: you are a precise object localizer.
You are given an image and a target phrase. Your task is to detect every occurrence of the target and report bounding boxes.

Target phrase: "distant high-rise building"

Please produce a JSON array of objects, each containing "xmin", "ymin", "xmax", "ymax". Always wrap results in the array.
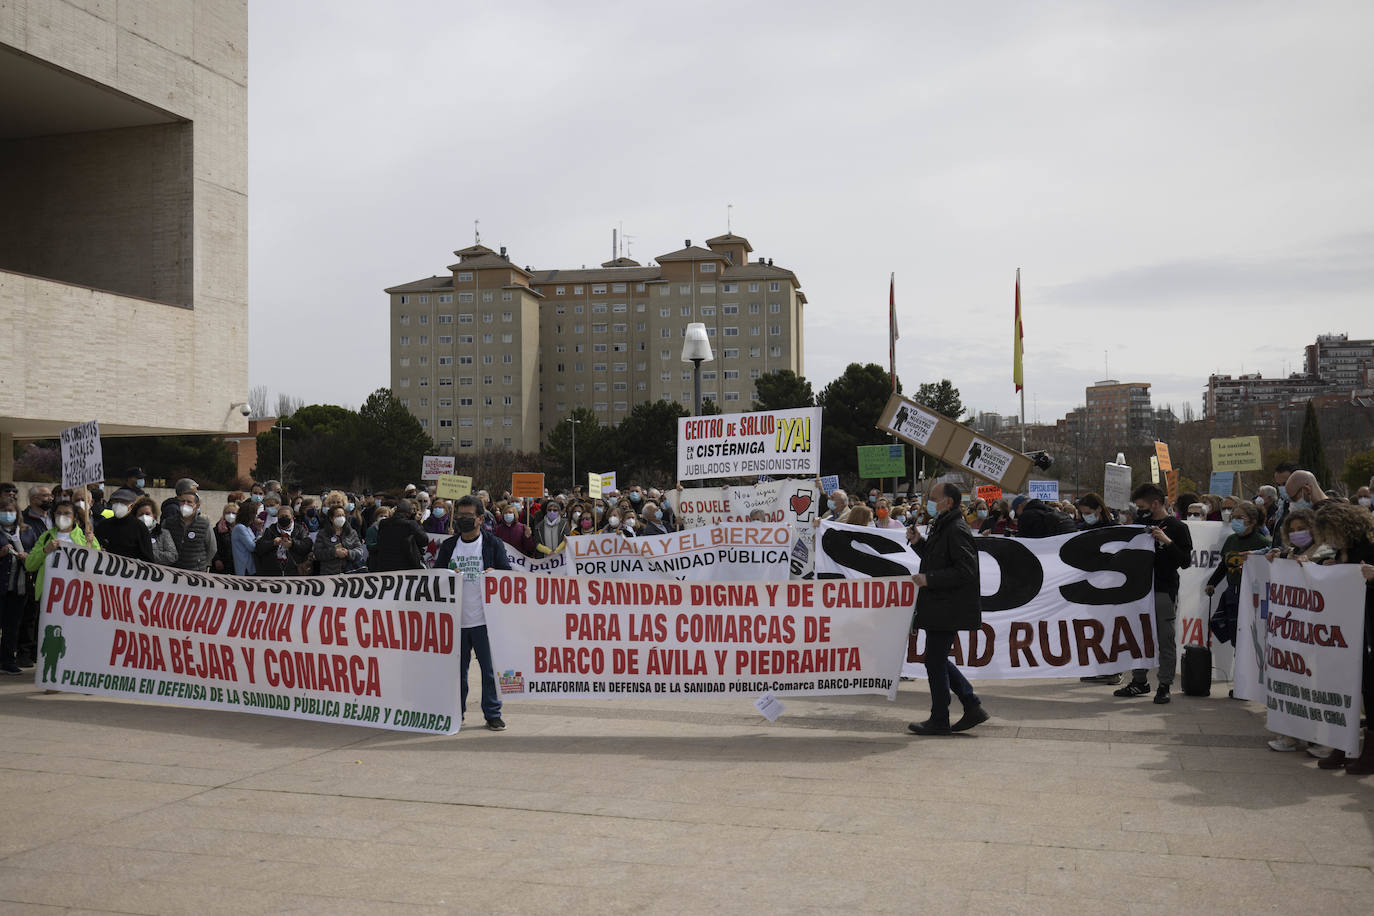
[
  {"xmin": 1203, "ymin": 332, "xmax": 1372, "ymax": 424},
  {"xmin": 385, "ymin": 234, "xmax": 806, "ymax": 451},
  {"xmin": 1082, "ymin": 380, "xmax": 1154, "ymax": 451},
  {"xmin": 1305, "ymin": 333, "xmax": 1374, "ymax": 389}
]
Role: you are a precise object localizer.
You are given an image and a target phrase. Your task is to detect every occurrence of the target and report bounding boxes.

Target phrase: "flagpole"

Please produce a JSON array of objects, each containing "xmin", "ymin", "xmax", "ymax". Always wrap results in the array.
[
  {"xmin": 889, "ymin": 272, "xmax": 897, "ymax": 499},
  {"xmin": 1015, "ymin": 267, "xmax": 1025, "ymax": 453}
]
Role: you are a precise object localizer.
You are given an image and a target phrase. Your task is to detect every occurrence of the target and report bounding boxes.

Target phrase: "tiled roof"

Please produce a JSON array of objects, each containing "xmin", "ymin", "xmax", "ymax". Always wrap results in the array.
[
  {"xmin": 529, "ymin": 267, "xmax": 663, "ymax": 284},
  {"xmin": 655, "ymin": 246, "xmax": 728, "ymax": 263},
  {"xmin": 384, "ymin": 276, "xmax": 454, "ymax": 293},
  {"xmin": 704, "ymin": 233, "xmax": 753, "ymax": 252}
]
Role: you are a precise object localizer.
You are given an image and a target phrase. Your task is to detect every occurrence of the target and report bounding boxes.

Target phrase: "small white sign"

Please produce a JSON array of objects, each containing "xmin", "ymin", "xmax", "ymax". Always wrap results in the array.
[
  {"xmin": 60, "ymin": 420, "xmax": 103, "ymax": 490},
  {"xmin": 421, "ymin": 455, "xmax": 455, "ymax": 480},
  {"xmin": 753, "ymin": 691, "xmax": 786, "ymax": 722}
]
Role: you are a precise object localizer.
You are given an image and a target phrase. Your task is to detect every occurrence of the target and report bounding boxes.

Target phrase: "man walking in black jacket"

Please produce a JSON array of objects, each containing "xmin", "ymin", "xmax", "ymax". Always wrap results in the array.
[
  {"xmin": 1115, "ymin": 483, "xmax": 1192, "ymax": 705},
  {"xmin": 907, "ymin": 481, "xmax": 991, "ymax": 736}
]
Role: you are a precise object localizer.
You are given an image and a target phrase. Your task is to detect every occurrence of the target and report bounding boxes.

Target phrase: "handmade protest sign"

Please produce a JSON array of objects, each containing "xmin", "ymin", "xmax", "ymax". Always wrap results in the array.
[
  {"xmin": 813, "ymin": 521, "xmax": 1159, "ymax": 679},
  {"xmin": 484, "ymin": 572, "xmax": 912, "ymax": 701},
  {"xmin": 567, "ymin": 525, "xmax": 792, "ymax": 581},
  {"xmin": 511, "ymin": 473, "xmax": 544, "ymax": 499},
  {"xmin": 876, "ymin": 393, "xmax": 1032, "ymax": 492},
  {"xmin": 1027, "ymin": 480, "xmax": 1059, "ymax": 502},
  {"xmin": 857, "ymin": 444, "xmax": 906, "ymax": 478},
  {"xmin": 421, "ymin": 455, "xmax": 455, "ymax": 480},
  {"xmin": 38, "ymin": 546, "xmax": 461, "ymax": 733},
  {"xmin": 435, "ymin": 474, "xmax": 473, "ymax": 499},
  {"xmin": 1235, "ymin": 557, "xmax": 1367, "ymax": 754},
  {"xmin": 1210, "ymin": 436, "xmax": 1263, "ymax": 472},
  {"xmin": 60, "ymin": 420, "xmax": 103, "ymax": 490},
  {"xmin": 677, "ymin": 407, "xmax": 821, "ymax": 480}
]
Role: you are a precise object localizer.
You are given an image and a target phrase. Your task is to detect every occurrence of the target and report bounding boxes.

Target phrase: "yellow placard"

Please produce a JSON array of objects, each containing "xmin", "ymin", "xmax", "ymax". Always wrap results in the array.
[
  {"xmin": 1154, "ymin": 441, "xmax": 1173, "ymax": 473},
  {"xmin": 588, "ymin": 472, "xmax": 602, "ymax": 498},
  {"xmin": 511, "ymin": 473, "xmax": 545, "ymax": 499},
  {"xmin": 435, "ymin": 474, "xmax": 472, "ymax": 499},
  {"xmin": 1210, "ymin": 436, "xmax": 1263, "ymax": 472}
]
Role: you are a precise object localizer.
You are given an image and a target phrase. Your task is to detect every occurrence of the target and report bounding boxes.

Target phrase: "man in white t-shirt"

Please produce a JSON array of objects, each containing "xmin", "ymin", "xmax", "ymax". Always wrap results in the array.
[{"xmin": 434, "ymin": 494, "xmax": 513, "ymax": 730}]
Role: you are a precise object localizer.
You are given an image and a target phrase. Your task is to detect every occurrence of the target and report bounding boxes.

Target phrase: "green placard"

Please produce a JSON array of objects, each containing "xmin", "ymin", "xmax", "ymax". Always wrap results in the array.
[{"xmin": 857, "ymin": 443, "xmax": 907, "ymax": 477}]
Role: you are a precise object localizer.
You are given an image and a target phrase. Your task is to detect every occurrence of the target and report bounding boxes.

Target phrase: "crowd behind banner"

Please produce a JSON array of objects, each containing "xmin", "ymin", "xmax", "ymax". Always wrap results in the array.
[{"xmin": 1, "ymin": 461, "xmax": 1371, "ymax": 768}]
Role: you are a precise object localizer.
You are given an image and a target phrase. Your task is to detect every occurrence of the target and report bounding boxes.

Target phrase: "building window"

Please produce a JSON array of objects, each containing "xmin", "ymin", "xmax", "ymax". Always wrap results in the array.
[
  {"xmin": 593, "ymin": 343, "xmax": 608, "ymax": 353},
  {"xmin": 593, "ymin": 323, "xmax": 607, "ymax": 333},
  {"xmin": 400, "ymin": 357, "xmax": 410, "ymax": 367},
  {"xmin": 658, "ymin": 286, "xmax": 670, "ymax": 297},
  {"xmin": 613, "ymin": 302, "xmax": 628, "ymax": 312},
  {"xmin": 399, "ymin": 377, "xmax": 410, "ymax": 388},
  {"xmin": 770, "ymin": 346, "xmax": 782, "ymax": 357},
  {"xmin": 722, "ymin": 282, "xmax": 737, "ymax": 293},
  {"xmin": 749, "ymin": 303, "xmax": 760, "ymax": 314},
  {"xmin": 722, "ymin": 348, "xmax": 738, "ymax": 359},
  {"xmin": 723, "ymin": 327, "xmax": 739, "ymax": 337},
  {"xmin": 400, "ymin": 315, "xmax": 410, "ymax": 325},
  {"xmin": 637, "ymin": 283, "xmax": 646, "ymax": 293},
  {"xmin": 419, "ymin": 378, "xmax": 429, "ymax": 387},
  {"xmin": 724, "ymin": 369, "xmax": 739, "ymax": 379},
  {"xmin": 502, "ymin": 292, "xmax": 513, "ymax": 302},
  {"xmin": 459, "ymin": 335, "xmax": 473, "ymax": 344},
  {"xmin": 399, "ymin": 336, "xmax": 410, "ymax": 346},
  {"xmin": 419, "ymin": 295, "xmax": 428, "ymax": 304},
  {"xmin": 483, "ymin": 313, "xmax": 494, "ymax": 323},
  {"xmin": 593, "ymin": 362, "xmax": 608, "ymax": 372},
  {"xmin": 438, "ymin": 377, "xmax": 453, "ymax": 386},
  {"xmin": 419, "ymin": 335, "xmax": 428, "ymax": 345},
  {"xmin": 611, "ymin": 283, "xmax": 626, "ymax": 293},
  {"xmin": 502, "ymin": 353, "xmax": 513, "ymax": 364},
  {"xmin": 399, "ymin": 295, "xmax": 409, "ymax": 304},
  {"xmin": 459, "ymin": 313, "xmax": 474, "ymax": 323},
  {"xmin": 555, "ymin": 286, "xmax": 566, "ymax": 295},
  {"xmin": 458, "ymin": 272, "xmax": 472, "ymax": 282},
  {"xmin": 725, "ymin": 392, "xmax": 740, "ymax": 401},
  {"xmin": 438, "ymin": 314, "xmax": 454, "ymax": 324},
  {"xmin": 702, "ymin": 371, "xmax": 717, "ymax": 381},
  {"xmin": 418, "ymin": 315, "xmax": 429, "ymax": 325},
  {"xmin": 612, "ymin": 322, "xmax": 627, "ymax": 332},
  {"xmin": 503, "ymin": 395, "xmax": 513, "ymax": 405},
  {"xmin": 482, "ymin": 291, "xmax": 494, "ymax": 302},
  {"xmin": 722, "ymin": 304, "xmax": 738, "ymax": 315},
  {"xmin": 460, "ymin": 438, "xmax": 474, "ymax": 448},
  {"xmin": 750, "ymin": 327, "xmax": 761, "ymax": 336},
  {"xmin": 438, "ymin": 335, "xmax": 452, "ymax": 344},
  {"xmin": 750, "ymin": 347, "xmax": 760, "ymax": 358},
  {"xmin": 700, "ymin": 284, "xmax": 715, "ymax": 293},
  {"xmin": 400, "ymin": 399, "xmax": 409, "ymax": 408},
  {"xmin": 418, "ymin": 356, "xmax": 429, "ymax": 366},
  {"xmin": 483, "ymin": 375, "xmax": 493, "ymax": 385},
  {"xmin": 592, "ymin": 284, "xmax": 607, "ymax": 294},
  {"xmin": 749, "ymin": 282, "xmax": 759, "ymax": 292},
  {"xmin": 679, "ymin": 285, "xmax": 690, "ymax": 295},
  {"xmin": 503, "ymin": 375, "xmax": 513, "ymax": 385},
  {"xmin": 594, "ymin": 381, "xmax": 608, "ymax": 392},
  {"xmin": 439, "ymin": 356, "xmax": 453, "ymax": 366},
  {"xmin": 770, "ymin": 303, "xmax": 781, "ymax": 313},
  {"xmin": 438, "ymin": 418, "xmax": 453, "ymax": 428},
  {"xmin": 502, "ymin": 333, "xmax": 513, "ymax": 343},
  {"xmin": 700, "ymin": 263, "xmax": 716, "ymax": 273},
  {"xmin": 574, "ymin": 324, "xmax": 585, "ymax": 334},
  {"xmin": 769, "ymin": 281, "xmax": 780, "ymax": 291},
  {"xmin": 660, "ymin": 328, "xmax": 671, "ymax": 338},
  {"xmin": 419, "ymin": 418, "xmax": 429, "ymax": 428},
  {"xmin": 592, "ymin": 303, "xmax": 608, "ymax": 313},
  {"xmin": 483, "ymin": 354, "xmax": 493, "ymax": 365},
  {"xmin": 613, "ymin": 382, "xmax": 628, "ymax": 391},
  {"xmin": 459, "ymin": 292, "xmax": 474, "ymax": 303},
  {"xmin": 573, "ymin": 285, "xmax": 584, "ymax": 295},
  {"xmin": 701, "ymin": 306, "xmax": 715, "ymax": 316},
  {"xmin": 459, "ymin": 355, "xmax": 474, "ymax": 365},
  {"xmin": 750, "ymin": 368, "xmax": 761, "ymax": 379},
  {"xmin": 681, "ymin": 306, "xmax": 692, "ymax": 317},
  {"xmin": 574, "ymin": 304, "xmax": 584, "ymax": 314},
  {"xmin": 482, "ymin": 333, "xmax": 493, "ymax": 343},
  {"xmin": 770, "ymin": 324, "xmax": 781, "ymax": 335},
  {"xmin": 439, "ymin": 294, "xmax": 452, "ymax": 303},
  {"xmin": 660, "ymin": 349, "xmax": 671, "ymax": 359}
]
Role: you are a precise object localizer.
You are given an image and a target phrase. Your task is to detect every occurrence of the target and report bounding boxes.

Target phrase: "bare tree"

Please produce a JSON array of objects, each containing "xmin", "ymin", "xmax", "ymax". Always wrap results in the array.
[
  {"xmin": 247, "ymin": 384, "xmax": 269, "ymax": 419},
  {"xmin": 275, "ymin": 392, "xmax": 305, "ymax": 418}
]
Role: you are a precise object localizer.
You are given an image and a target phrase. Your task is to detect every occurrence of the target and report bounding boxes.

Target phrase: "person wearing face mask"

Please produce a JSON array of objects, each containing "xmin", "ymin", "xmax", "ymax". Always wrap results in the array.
[
  {"xmin": 649, "ymin": 488, "xmax": 676, "ymax": 530},
  {"xmin": 619, "ymin": 510, "xmax": 639, "ymax": 537},
  {"xmin": 978, "ymin": 499, "xmax": 1015, "ymax": 536},
  {"xmin": 627, "ymin": 486, "xmax": 644, "ymax": 509},
  {"xmin": 160, "ymin": 478, "xmax": 199, "ymax": 524},
  {"xmin": 1185, "ymin": 503, "xmax": 1208, "ymax": 522},
  {"xmin": 1113, "ymin": 484, "xmax": 1192, "ymax": 705},
  {"xmin": 1283, "ymin": 469, "xmax": 1328, "ymax": 515},
  {"xmin": 433, "ymin": 494, "xmax": 513, "ymax": 731},
  {"xmin": 535, "ymin": 500, "xmax": 570, "ymax": 554},
  {"xmin": 161, "ymin": 489, "xmax": 216, "ymax": 572},
  {"xmin": 129, "ymin": 497, "xmax": 179, "ymax": 566},
  {"xmin": 1074, "ymin": 493, "xmax": 1115, "ymax": 530},
  {"xmin": 423, "ymin": 498, "xmax": 453, "ymax": 536},
  {"xmin": 905, "ymin": 481, "xmax": 990, "ymax": 735},
  {"xmin": 1355, "ymin": 485, "xmax": 1372, "ymax": 511},
  {"xmin": 258, "ymin": 492, "xmax": 282, "ymax": 534},
  {"xmin": 23, "ymin": 485, "xmax": 53, "ymax": 535},
  {"xmin": 93, "ymin": 489, "xmax": 151, "ymax": 562},
  {"xmin": 313, "ymin": 507, "xmax": 366, "ymax": 575},
  {"xmin": 493, "ymin": 501, "xmax": 535, "ymax": 556},
  {"xmin": 0, "ymin": 495, "xmax": 39, "ymax": 674},
  {"xmin": 872, "ymin": 497, "xmax": 903, "ymax": 530},
  {"xmin": 639, "ymin": 501, "xmax": 669, "ymax": 537},
  {"xmin": 25, "ymin": 500, "xmax": 102, "ymax": 600},
  {"xmin": 253, "ymin": 507, "xmax": 313, "ymax": 576},
  {"xmin": 603, "ymin": 509, "xmax": 626, "ymax": 536},
  {"xmin": 1219, "ymin": 497, "xmax": 1238, "ymax": 524},
  {"xmin": 814, "ymin": 487, "xmax": 851, "ymax": 527},
  {"xmin": 212, "ymin": 502, "xmax": 240, "ymax": 573},
  {"xmin": 1204, "ymin": 501, "xmax": 1269, "ymax": 646},
  {"xmin": 231, "ymin": 504, "xmax": 259, "ymax": 576},
  {"xmin": 1266, "ymin": 509, "xmax": 1318, "ymax": 561}
]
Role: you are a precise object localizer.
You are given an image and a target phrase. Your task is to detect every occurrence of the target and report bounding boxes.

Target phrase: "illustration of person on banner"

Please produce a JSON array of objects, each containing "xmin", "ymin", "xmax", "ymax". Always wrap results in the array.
[
  {"xmin": 434, "ymin": 494, "xmax": 513, "ymax": 731},
  {"xmin": 906, "ymin": 481, "xmax": 991, "ymax": 736}
]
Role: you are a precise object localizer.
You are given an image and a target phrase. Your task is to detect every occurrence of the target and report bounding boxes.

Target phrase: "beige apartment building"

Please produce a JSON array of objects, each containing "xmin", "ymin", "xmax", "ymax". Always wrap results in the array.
[
  {"xmin": 0, "ymin": 1, "xmax": 250, "ymax": 481},
  {"xmin": 385, "ymin": 234, "xmax": 806, "ymax": 451}
]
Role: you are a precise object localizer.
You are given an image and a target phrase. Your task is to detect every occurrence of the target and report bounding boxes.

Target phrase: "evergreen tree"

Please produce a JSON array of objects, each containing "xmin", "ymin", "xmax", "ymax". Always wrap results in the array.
[{"xmin": 1297, "ymin": 400, "xmax": 1331, "ymax": 487}]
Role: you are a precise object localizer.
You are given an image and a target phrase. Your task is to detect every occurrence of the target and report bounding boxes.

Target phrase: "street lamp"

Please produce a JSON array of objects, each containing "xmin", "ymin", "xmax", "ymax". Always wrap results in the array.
[
  {"xmin": 681, "ymin": 322, "xmax": 714, "ymax": 416},
  {"xmin": 271, "ymin": 423, "xmax": 291, "ymax": 480},
  {"xmin": 568, "ymin": 416, "xmax": 582, "ymax": 493}
]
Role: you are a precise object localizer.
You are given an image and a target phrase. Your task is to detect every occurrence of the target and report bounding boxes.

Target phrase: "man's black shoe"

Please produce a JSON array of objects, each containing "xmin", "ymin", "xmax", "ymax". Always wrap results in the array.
[
  {"xmin": 1153, "ymin": 684, "xmax": 1171, "ymax": 705},
  {"xmin": 1114, "ymin": 681, "xmax": 1150, "ymax": 698},
  {"xmin": 0, "ymin": 664, "xmax": 22, "ymax": 675},
  {"xmin": 485, "ymin": 717, "xmax": 506, "ymax": 731},
  {"xmin": 907, "ymin": 719, "xmax": 952, "ymax": 736},
  {"xmin": 15, "ymin": 658, "xmax": 33, "ymax": 669},
  {"xmin": 951, "ymin": 705, "xmax": 990, "ymax": 732}
]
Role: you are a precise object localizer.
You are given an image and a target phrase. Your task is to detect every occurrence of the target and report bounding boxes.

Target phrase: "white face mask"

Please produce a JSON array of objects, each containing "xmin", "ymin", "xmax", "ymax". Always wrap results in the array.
[
  {"xmin": 607, "ymin": 516, "xmax": 620, "ymax": 528},
  {"xmin": 180, "ymin": 504, "xmax": 196, "ymax": 518},
  {"xmin": 332, "ymin": 515, "xmax": 347, "ymax": 528},
  {"xmin": 56, "ymin": 516, "xmax": 74, "ymax": 531},
  {"xmin": 224, "ymin": 513, "xmax": 236, "ymax": 525},
  {"xmin": 1360, "ymin": 497, "xmax": 1372, "ymax": 508},
  {"xmin": 76, "ymin": 501, "xmax": 86, "ymax": 511},
  {"xmin": 1221, "ymin": 509, "xmax": 1233, "ymax": 521},
  {"xmin": 140, "ymin": 514, "xmax": 156, "ymax": 530},
  {"xmin": 113, "ymin": 503, "xmax": 131, "ymax": 519},
  {"xmin": 623, "ymin": 519, "xmax": 636, "ymax": 531},
  {"xmin": 503, "ymin": 513, "xmax": 515, "ymax": 524}
]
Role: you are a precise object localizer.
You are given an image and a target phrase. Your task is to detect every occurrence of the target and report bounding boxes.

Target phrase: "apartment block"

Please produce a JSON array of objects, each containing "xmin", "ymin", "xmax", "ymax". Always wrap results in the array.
[{"xmin": 385, "ymin": 234, "xmax": 806, "ymax": 451}]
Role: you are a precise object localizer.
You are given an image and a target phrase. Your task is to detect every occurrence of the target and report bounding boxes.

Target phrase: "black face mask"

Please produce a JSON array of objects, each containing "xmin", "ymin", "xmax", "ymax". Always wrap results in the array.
[
  {"xmin": 40, "ymin": 500, "xmax": 54, "ymax": 511},
  {"xmin": 456, "ymin": 516, "xmax": 478, "ymax": 533},
  {"xmin": 1134, "ymin": 508, "xmax": 1154, "ymax": 524}
]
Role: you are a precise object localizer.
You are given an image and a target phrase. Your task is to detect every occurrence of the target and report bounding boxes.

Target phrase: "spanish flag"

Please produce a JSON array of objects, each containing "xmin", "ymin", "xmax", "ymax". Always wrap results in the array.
[{"xmin": 1013, "ymin": 268, "xmax": 1024, "ymax": 393}]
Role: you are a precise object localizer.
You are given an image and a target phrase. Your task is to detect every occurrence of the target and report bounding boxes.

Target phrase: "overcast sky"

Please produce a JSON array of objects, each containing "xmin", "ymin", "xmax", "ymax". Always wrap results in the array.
[{"xmin": 248, "ymin": 0, "xmax": 1373, "ymax": 427}]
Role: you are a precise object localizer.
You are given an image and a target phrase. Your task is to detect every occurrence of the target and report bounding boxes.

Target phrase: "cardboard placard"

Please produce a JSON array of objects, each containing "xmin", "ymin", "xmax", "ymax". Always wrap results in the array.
[
  {"xmin": 1208, "ymin": 471, "xmax": 1235, "ymax": 496},
  {"xmin": 1210, "ymin": 436, "xmax": 1263, "ymax": 472},
  {"xmin": 819, "ymin": 474, "xmax": 840, "ymax": 496},
  {"xmin": 435, "ymin": 474, "xmax": 473, "ymax": 499},
  {"xmin": 421, "ymin": 455, "xmax": 455, "ymax": 480},
  {"xmin": 1104, "ymin": 463, "xmax": 1132, "ymax": 511},
  {"xmin": 60, "ymin": 420, "xmax": 103, "ymax": 490},
  {"xmin": 511, "ymin": 473, "xmax": 545, "ymax": 499},
  {"xmin": 857, "ymin": 443, "xmax": 906, "ymax": 478},
  {"xmin": 1027, "ymin": 479, "xmax": 1059, "ymax": 502},
  {"xmin": 1154, "ymin": 441, "xmax": 1173, "ymax": 473},
  {"xmin": 588, "ymin": 472, "xmax": 616, "ymax": 498},
  {"xmin": 876, "ymin": 393, "xmax": 1032, "ymax": 491},
  {"xmin": 1165, "ymin": 469, "xmax": 1180, "ymax": 504},
  {"xmin": 976, "ymin": 484, "xmax": 1002, "ymax": 504}
]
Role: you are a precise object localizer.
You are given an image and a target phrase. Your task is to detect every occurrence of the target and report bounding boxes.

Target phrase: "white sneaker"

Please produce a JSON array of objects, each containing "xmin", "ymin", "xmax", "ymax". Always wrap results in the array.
[
  {"xmin": 1305, "ymin": 744, "xmax": 1332, "ymax": 759},
  {"xmin": 1268, "ymin": 736, "xmax": 1301, "ymax": 752}
]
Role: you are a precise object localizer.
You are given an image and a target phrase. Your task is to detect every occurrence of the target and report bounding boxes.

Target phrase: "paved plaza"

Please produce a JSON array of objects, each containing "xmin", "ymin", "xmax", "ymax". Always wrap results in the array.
[{"xmin": 0, "ymin": 674, "xmax": 1370, "ymax": 914}]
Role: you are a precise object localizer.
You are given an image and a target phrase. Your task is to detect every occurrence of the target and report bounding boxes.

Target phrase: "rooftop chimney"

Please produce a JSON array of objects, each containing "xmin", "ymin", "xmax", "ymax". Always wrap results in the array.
[
  {"xmin": 499, "ymin": 246, "xmax": 507, "ymax": 258},
  {"xmin": 685, "ymin": 239, "xmax": 691, "ymax": 248}
]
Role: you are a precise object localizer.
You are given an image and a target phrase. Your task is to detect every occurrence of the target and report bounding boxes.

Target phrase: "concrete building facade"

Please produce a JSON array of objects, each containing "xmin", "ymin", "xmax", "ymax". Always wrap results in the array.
[
  {"xmin": 0, "ymin": 0, "xmax": 249, "ymax": 482},
  {"xmin": 386, "ymin": 234, "xmax": 806, "ymax": 451}
]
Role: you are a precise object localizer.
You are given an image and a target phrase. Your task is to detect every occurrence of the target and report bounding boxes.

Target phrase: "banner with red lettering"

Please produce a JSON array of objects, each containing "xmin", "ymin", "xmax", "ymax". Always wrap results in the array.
[
  {"xmin": 677, "ymin": 407, "xmax": 820, "ymax": 480},
  {"xmin": 38, "ymin": 546, "xmax": 461, "ymax": 734},
  {"xmin": 668, "ymin": 480, "xmax": 820, "ymax": 577},
  {"xmin": 424, "ymin": 533, "xmax": 568, "ymax": 574},
  {"xmin": 483, "ymin": 572, "xmax": 913, "ymax": 700},
  {"xmin": 1234, "ymin": 556, "xmax": 1366, "ymax": 754},
  {"xmin": 813, "ymin": 521, "xmax": 1161, "ymax": 679}
]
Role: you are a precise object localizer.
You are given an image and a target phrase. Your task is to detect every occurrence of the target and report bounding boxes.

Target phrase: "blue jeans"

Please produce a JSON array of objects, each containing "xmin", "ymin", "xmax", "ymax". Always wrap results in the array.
[
  {"xmin": 460, "ymin": 624, "xmax": 502, "ymax": 721},
  {"xmin": 922, "ymin": 629, "xmax": 980, "ymax": 726}
]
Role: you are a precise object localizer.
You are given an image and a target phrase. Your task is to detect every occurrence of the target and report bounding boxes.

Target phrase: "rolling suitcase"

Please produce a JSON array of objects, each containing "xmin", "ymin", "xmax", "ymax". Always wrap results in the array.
[{"xmin": 1181, "ymin": 593, "xmax": 1213, "ymax": 697}]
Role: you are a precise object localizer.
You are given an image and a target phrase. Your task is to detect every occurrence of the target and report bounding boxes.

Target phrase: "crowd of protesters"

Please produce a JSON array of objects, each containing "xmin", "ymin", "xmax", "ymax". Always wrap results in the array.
[{"xmin": 1, "ymin": 460, "xmax": 1371, "ymax": 749}]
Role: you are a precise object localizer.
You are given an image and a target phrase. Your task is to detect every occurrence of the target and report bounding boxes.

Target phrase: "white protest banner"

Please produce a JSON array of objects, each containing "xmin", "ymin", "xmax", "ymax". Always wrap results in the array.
[
  {"xmin": 813, "ymin": 521, "xmax": 1159, "ymax": 678},
  {"xmin": 677, "ymin": 407, "xmax": 820, "ymax": 480},
  {"xmin": 484, "ymin": 572, "xmax": 912, "ymax": 700},
  {"xmin": 60, "ymin": 420, "xmax": 104, "ymax": 490},
  {"xmin": 424, "ymin": 533, "xmax": 567, "ymax": 575},
  {"xmin": 1236, "ymin": 557, "xmax": 1366, "ymax": 754},
  {"xmin": 1027, "ymin": 480, "xmax": 1059, "ymax": 502},
  {"xmin": 421, "ymin": 455, "xmax": 455, "ymax": 480},
  {"xmin": 671, "ymin": 480, "xmax": 821, "ymax": 578},
  {"xmin": 1176, "ymin": 521, "xmax": 1235, "ymax": 679},
  {"xmin": 568, "ymin": 524, "xmax": 792, "ymax": 581},
  {"xmin": 38, "ymin": 546, "xmax": 461, "ymax": 733}
]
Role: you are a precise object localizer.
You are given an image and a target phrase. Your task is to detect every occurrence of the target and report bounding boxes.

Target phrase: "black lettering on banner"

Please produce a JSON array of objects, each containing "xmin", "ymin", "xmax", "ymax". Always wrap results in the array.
[
  {"xmin": 973, "ymin": 538, "xmax": 1042, "ymax": 612},
  {"xmin": 1056, "ymin": 528, "xmax": 1153, "ymax": 606},
  {"xmin": 815, "ymin": 529, "xmax": 914, "ymax": 579}
]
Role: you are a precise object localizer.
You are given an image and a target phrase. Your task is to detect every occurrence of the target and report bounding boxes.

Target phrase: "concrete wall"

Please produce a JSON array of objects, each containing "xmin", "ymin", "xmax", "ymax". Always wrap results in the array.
[{"xmin": 0, "ymin": 0, "xmax": 249, "ymax": 440}]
